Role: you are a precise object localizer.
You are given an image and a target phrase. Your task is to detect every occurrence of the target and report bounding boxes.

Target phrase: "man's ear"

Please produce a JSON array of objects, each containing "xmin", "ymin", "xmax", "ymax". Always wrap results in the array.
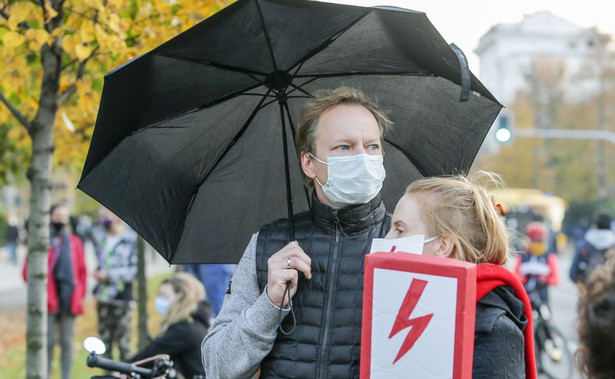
[
  {"xmin": 434, "ymin": 237, "xmax": 455, "ymax": 258},
  {"xmin": 301, "ymin": 151, "xmax": 316, "ymax": 180}
]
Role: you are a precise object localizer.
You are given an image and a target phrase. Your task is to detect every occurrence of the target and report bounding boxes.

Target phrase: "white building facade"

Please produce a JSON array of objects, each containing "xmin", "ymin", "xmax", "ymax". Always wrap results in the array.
[{"xmin": 475, "ymin": 11, "xmax": 607, "ymax": 153}]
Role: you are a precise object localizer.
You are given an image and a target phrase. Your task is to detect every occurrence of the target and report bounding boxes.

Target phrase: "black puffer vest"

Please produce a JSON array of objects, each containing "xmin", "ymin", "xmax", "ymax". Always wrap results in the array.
[{"xmin": 255, "ymin": 193, "xmax": 390, "ymax": 378}]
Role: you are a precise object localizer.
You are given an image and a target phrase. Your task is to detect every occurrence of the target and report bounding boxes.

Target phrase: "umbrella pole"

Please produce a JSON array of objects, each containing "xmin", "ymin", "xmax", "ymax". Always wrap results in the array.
[
  {"xmin": 282, "ymin": 100, "xmax": 312, "ymax": 211},
  {"xmin": 279, "ymin": 99, "xmax": 295, "ymax": 241},
  {"xmin": 278, "ymin": 98, "xmax": 299, "ymax": 336}
]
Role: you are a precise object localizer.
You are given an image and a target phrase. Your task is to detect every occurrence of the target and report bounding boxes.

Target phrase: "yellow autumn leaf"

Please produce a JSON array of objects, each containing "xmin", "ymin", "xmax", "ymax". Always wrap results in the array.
[
  {"xmin": 75, "ymin": 44, "xmax": 92, "ymax": 60},
  {"xmin": 25, "ymin": 29, "xmax": 50, "ymax": 50},
  {"xmin": 80, "ymin": 21, "xmax": 96, "ymax": 43},
  {"xmin": 3, "ymin": 31, "xmax": 26, "ymax": 47},
  {"xmin": 62, "ymin": 34, "xmax": 78, "ymax": 55},
  {"xmin": 108, "ymin": 14, "xmax": 121, "ymax": 33},
  {"xmin": 7, "ymin": 2, "xmax": 37, "ymax": 31}
]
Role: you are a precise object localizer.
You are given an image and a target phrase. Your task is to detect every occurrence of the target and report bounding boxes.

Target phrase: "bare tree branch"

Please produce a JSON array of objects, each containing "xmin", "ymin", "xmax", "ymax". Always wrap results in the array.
[{"xmin": 0, "ymin": 90, "xmax": 33, "ymax": 133}]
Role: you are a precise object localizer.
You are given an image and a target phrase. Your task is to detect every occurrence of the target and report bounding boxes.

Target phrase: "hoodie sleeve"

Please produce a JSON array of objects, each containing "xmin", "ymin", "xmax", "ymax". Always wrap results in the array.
[{"xmin": 201, "ymin": 233, "xmax": 290, "ymax": 379}]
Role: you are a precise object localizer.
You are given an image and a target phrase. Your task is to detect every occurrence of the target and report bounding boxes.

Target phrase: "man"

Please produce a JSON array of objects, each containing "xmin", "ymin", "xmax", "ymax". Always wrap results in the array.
[
  {"xmin": 570, "ymin": 211, "xmax": 615, "ymax": 285},
  {"xmin": 22, "ymin": 203, "xmax": 87, "ymax": 379},
  {"xmin": 202, "ymin": 87, "xmax": 391, "ymax": 377},
  {"xmin": 93, "ymin": 209, "xmax": 138, "ymax": 362}
]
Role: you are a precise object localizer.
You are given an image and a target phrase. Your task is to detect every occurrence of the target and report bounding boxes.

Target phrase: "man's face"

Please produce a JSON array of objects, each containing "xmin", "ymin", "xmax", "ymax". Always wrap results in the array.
[{"xmin": 301, "ymin": 103, "xmax": 382, "ymax": 208}]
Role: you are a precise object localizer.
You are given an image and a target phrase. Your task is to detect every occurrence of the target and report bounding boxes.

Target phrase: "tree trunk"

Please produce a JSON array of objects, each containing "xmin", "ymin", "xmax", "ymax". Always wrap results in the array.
[
  {"xmin": 137, "ymin": 235, "xmax": 149, "ymax": 349},
  {"xmin": 25, "ymin": 36, "xmax": 63, "ymax": 379}
]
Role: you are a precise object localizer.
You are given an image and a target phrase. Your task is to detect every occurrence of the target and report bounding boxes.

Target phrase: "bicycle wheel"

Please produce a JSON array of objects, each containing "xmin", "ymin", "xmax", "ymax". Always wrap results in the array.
[{"xmin": 537, "ymin": 324, "xmax": 573, "ymax": 379}]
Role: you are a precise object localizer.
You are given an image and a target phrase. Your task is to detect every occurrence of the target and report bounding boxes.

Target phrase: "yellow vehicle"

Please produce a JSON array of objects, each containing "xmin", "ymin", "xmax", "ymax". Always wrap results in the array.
[{"xmin": 492, "ymin": 188, "xmax": 568, "ymax": 252}]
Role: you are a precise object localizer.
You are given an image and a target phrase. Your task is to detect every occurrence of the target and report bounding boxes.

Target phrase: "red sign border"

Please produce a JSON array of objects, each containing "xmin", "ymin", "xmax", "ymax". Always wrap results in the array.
[{"xmin": 361, "ymin": 252, "xmax": 477, "ymax": 378}]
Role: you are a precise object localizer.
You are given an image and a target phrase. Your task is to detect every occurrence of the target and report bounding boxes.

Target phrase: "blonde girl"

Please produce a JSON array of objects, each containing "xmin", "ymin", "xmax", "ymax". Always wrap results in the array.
[
  {"xmin": 386, "ymin": 172, "xmax": 537, "ymax": 379},
  {"xmin": 129, "ymin": 272, "xmax": 211, "ymax": 379}
]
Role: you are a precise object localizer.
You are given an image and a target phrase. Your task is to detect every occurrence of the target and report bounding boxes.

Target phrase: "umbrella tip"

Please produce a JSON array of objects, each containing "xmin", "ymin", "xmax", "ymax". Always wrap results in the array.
[{"xmin": 450, "ymin": 44, "xmax": 471, "ymax": 102}]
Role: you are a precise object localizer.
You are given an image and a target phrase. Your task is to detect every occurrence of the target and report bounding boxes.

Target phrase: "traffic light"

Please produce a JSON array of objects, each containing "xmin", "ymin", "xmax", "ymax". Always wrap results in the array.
[{"xmin": 495, "ymin": 110, "xmax": 514, "ymax": 144}]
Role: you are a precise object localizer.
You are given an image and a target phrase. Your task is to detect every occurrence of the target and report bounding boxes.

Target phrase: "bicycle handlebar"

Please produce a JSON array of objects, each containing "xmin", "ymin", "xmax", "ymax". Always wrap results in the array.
[{"xmin": 87, "ymin": 352, "xmax": 153, "ymax": 377}]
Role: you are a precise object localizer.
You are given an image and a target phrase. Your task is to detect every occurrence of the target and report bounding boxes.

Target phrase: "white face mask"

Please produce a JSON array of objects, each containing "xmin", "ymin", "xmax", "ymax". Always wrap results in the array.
[
  {"xmin": 371, "ymin": 235, "xmax": 438, "ymax": 255},
  {"xmin": 154, "ymin": 296, "xmax": 171, "ymax": 316},
  {"xmin": 310, "ymin": 153, "xmax": 386, "ymax": 207}
]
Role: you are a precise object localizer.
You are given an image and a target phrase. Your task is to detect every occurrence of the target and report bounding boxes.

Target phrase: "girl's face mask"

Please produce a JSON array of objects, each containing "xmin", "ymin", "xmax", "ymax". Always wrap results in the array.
[{"xmin": 372, "ymin": 234, "xmax": 438, "ymax": 255}]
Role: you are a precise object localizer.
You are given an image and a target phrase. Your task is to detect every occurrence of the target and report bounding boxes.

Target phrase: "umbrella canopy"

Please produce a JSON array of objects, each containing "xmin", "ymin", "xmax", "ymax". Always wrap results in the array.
[{"xmin": 78, "ymin": 0, "xmax": 502, "ymax": 264}]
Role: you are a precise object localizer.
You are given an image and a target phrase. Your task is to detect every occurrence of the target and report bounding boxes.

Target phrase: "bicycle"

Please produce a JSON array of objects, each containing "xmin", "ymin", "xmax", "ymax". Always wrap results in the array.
[
  {"xmin": 84, "ymin": 336, "xmax": 176, "ymax": 379},
  {"xmin": 524, "ymin": 277, "xmax": 574, "ymax": 379}
]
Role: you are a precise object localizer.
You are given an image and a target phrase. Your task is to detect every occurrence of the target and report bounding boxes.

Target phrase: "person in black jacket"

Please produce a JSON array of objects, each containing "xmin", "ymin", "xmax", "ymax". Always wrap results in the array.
[
  {"xmin": 130, "ymin": 272, "xmax": 211, "ymax": 379},
  {"xmin": 385, "ymin": 172, "xmax": 537, "ymax": 378}
]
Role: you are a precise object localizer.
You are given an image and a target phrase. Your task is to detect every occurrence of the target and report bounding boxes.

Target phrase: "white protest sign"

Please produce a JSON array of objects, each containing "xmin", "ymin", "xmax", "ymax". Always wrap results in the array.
[{"xmin": 362, "ymin": 253, "xmax": 476, "ymax": 379}]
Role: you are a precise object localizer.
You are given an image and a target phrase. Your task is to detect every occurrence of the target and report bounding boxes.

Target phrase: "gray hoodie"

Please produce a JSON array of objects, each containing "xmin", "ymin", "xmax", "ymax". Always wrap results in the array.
[{"xmin": 584, "ymin": 228, "xmax": 615, "ymax": 250}]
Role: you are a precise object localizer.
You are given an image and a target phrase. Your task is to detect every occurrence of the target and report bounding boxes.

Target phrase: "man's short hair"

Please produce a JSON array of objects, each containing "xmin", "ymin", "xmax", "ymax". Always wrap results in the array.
[
  {"xmin": 595, "ymin": 212, "xmax": 612, "ymax": 230},
  {"xmin": 294, "ymin": 86, "xmax": 391, "ymax": 187}
]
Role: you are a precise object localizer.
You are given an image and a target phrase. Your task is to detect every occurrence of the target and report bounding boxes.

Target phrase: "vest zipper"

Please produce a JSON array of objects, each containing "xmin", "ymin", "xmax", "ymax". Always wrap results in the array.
[{"xmin": 317, "ymin": 218, "xmax": 341, "ymax": 378}]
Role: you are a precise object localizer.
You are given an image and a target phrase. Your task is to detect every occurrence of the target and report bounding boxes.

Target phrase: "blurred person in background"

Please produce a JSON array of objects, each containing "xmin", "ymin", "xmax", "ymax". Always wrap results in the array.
[
  {"xmin": 570, "ymin": 212, "xmax": 615, "ymax": 286},
  {"xmin": 22, "ymin": 203, "xmax": 87, "ymax": 379},
  {"xmin": 576, "ymin": 250, "xmax": 615, "ymax": 379},
  {"xmin": 129, "ymin": 272, "xmax": 211, "ymax": 379},
  {"xmin": 183, "ymin": 263, "xmax": 236, "ymax": 318},
  {"xmin": 514, "ymin": 221, "xmax": 560, "ymax": 308},
  {"xmin": 93, "ymin": 209, "xmax": 138, "ymax": 362},
  {"xmin": 5, "ymin": 215, "xmax": 21, "ymax": 264}
]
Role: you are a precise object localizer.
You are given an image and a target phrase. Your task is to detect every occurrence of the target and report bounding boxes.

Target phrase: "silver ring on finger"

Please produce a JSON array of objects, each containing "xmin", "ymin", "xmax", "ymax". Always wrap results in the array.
[{"xmin": 287, "ymin": 257, "xmax": 292, "ymax": 269}]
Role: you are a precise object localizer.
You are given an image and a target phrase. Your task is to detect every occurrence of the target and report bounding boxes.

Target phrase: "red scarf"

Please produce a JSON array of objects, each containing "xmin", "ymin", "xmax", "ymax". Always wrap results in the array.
[{"xmin": 476, "ymin": 263, "xmax": 537, "ymax": 379}]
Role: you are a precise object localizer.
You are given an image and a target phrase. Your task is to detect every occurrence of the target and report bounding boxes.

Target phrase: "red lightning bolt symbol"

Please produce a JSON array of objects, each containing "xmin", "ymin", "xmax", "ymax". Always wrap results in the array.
[{"xmin": 388, "ymin": 278, "xmax": 434, "ymax": 364}]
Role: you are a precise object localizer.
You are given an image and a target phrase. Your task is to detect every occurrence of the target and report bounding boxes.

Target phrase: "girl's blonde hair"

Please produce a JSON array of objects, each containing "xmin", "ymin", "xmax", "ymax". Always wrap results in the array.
[
  {"xmin": 159, "ymin": 272, "xmax": 206, "ymax": 333},
  {"xmin": 405, "ymin": 171, "xmax": 509, "ymax": 265}
]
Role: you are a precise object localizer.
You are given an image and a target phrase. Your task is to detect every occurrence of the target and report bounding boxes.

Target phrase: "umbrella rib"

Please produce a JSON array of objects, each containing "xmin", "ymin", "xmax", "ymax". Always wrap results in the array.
[
  {"xmin": 287, "ymin": 81, "xmax": 315, "ymax": 98},
  {"xmin": 154, "ymin": 51, "xmax": 269, "ymax": 79},
  {"xmin": 254, "ymin": 0, "xmax": 279, "ymax": 72},
  {"xmin": 288, "ymin": 8, "xmax": 371, "ymax": 77},
  {"xmin": 193, "ymin": 88, "xmax": 274, "ymax": 191},
  {"xmin": 132, "ymin": 83, "xmax": 270, "ymax": 134},
  {"xmin": 293, "ymin": 71, "xmax": 433, "ymax": 79},
  {"xmin": 166, "ymin": 89, "xmax": 274, "ymax": 263},
  {"xmin": 385, "ymin": 138, "xmax": 429, "ymax": 177},
  {"xmin": 260, "ymin": 94, "xmax": 311, "ymax": 110}
]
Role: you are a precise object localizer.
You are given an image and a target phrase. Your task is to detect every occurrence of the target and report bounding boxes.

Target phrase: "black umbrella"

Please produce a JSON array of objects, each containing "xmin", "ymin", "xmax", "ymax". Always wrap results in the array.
[{"xmin": 78, "ymin": 0, "xmax": 502, "ymax": 264}]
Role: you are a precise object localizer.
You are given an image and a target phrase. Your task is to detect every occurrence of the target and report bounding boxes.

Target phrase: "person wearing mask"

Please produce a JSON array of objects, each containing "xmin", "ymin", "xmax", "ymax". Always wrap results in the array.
[
  {"xmin": 183, "ymin": 263, "xmax": 236, "ymax": 318},
  {"xmin": 93, "ymin": 208, "xmax": 138, "ymax": 362},
  {"xmin": 202, "ymin": 87, "xmax": 391, "ymax": 378},
  {"xmin": 22, "ymin": 203, "xmax": 87, "ymax": 379},
  {"xmin": 384, "ymin": 173, "xmax": 537, "ymax": 379},
  {"xmin": 129, "ymin": 272, "xmax": 211, "ymax": 379}
]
